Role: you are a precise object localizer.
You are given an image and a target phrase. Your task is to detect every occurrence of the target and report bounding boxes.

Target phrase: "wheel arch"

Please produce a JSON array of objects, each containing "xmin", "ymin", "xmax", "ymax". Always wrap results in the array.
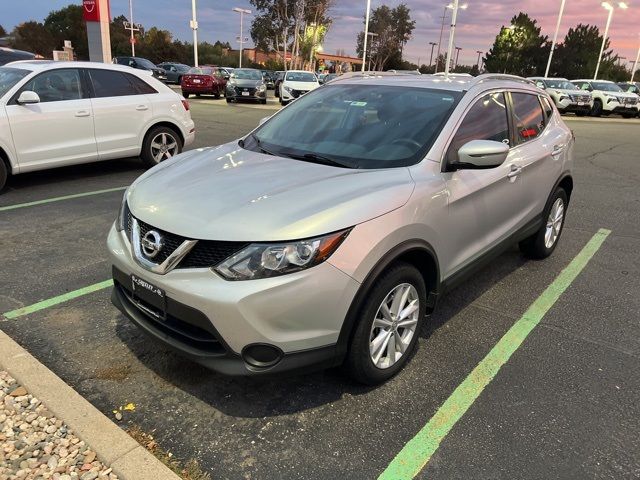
[
  {"xmin": 142, "ymin": 121, "xmax": 185, "ymax": 150},
  {"xmin": 0, "ymin": 146, "xmax": 14, "ymax": 175},
  {"xmin": 336, "ymin": 240, "xmax": 440, "ymax": 359}
]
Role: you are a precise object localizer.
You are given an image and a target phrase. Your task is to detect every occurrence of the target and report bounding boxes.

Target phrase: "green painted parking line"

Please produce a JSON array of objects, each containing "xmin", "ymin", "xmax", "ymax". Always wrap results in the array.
[
  {"xmin": 3, "ymin": 280, "xmax": 113, "ymax": 320},
  {"xmin": 0, "ymin": 186, "xmax": 127, "ymax": 212},
  {"xmin": 379, "ymin": 228, "xmax": 612, "ymax": 480}
]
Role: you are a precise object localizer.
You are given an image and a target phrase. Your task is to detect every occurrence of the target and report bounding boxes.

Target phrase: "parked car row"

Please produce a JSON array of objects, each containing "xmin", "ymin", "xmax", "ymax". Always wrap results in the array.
[{"xmin": 529, "ymin": 76, "xmax": 640, "ymax": 118}]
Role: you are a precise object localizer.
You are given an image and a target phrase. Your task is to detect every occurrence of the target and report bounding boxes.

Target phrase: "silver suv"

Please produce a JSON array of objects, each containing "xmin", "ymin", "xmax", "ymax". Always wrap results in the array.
[{"xmin": 108, "ymin": 73, "xmax": 574, "ymax": 384}]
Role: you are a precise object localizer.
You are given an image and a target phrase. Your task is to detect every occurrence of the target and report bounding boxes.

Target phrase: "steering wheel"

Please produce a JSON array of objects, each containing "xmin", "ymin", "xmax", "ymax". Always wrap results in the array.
[{"xmin": 391, "ymin": 138, "xmax": 422, "ymax": 150}]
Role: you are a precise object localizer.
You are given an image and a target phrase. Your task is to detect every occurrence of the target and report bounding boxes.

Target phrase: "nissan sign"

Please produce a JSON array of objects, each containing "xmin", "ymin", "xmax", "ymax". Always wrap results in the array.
[{"xmin": 83, "ymin": 0, "xmax": 101, "ymax": 22}]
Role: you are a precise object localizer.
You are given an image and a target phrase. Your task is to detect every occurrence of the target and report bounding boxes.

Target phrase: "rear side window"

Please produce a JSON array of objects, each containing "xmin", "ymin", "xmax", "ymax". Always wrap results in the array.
[
  {"xmin": 89, "ymin": 69, "xmax": 134, "ymax": 97},
  {"xmin": 511, "ymin": 92, "xmax": 545, "ymax": 144},
  {"xmin": 541, "ymin": 96, "xmax": 554, "ymax": 118},
  {"xmin": 446, "ymin": 92, "xmax": 510, "ymax": 163},
  {"xmin": 127, "ymin": 74, "xmax": 157, "ymax": 94}
]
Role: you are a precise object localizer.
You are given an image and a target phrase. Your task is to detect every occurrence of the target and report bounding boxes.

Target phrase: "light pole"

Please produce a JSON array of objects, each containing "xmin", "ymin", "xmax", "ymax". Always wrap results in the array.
[
  {"xmin": 443, "ymin": 1, "xmax": 468, "ymax": 78},
  {"xmin": 233, "ymin": 7, "xmax": 252, "ymax": 68},
  {"xmin": 367, "ymin": 32, "xmax": 379, "ymax": 70},
  {"xmin": 429, "ymin": 42, "xmax": 438, "ymax": 67},
  {"xmin": 128, "ymin": 0, "xmax": 135, "ymax": 56},
  {"xmin": 594, "ymin": 2, "xmax": 627, "ymax": 80},
  {"xmin": 454, "ymin": 46, "xmax": 462, "ymax": 68},
  {"xmin": 476, "ymin": 50, "xmax": 483, "ymax": 70},
  {"xmin": 545, "ymin": 0, "xmax": 567, "ymax": 78},
  {"xmin": 631, "ymin": 38, "xmax": 640, "ymax": 82},
  {"xmin": 435, "ymin": 6, "xmax": 449, "ymax": 73},
  {"xmin": 362, "ymin": 0, "xmax": 372, "ymax": 72},
  {"xmin": 190, "ymin": 0, "xmax": 198, "ymax": 67}
]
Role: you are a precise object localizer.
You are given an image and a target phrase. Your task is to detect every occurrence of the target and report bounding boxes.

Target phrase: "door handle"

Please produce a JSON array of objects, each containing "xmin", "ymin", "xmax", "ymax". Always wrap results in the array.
[
  {"xmin": 136, "ymin": 105, "xmax": 149, "ymax": 111},
  {"xmin": 552, "ymin": 144, "xmax": 565, "ymax": 156},
  {"xmin": 507, "ymin": 165, "xmax": 523, "ymax": 179},
  {"xmin": 75, "ymin": 110, "xmax": 90, "ymax": 117}
]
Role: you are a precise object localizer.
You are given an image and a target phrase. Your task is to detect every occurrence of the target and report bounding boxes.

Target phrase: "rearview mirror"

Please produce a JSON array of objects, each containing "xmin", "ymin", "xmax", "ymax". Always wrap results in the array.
[
  {"xmin": 454, "ymin": 140, "xmax": 509, "ymax": 170},
  {"xmin": 16, "ymin": 91, "xmax": 40, "ymax": 105}
]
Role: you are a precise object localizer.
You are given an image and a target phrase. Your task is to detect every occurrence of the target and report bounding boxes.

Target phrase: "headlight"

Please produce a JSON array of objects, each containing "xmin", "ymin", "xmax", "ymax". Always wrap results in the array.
[
  {"xmin": 115, "ymin": 192, "xmax": 129, "ymax": 232},
  {"xmin": 214, "ymin": 230, "xmax": 350, "ymax": 280},
  {"xmin": 284, "ymin": 86, "xmax": 292, "ymax": 93},
  {"xmin": 258, "ymin": 84, "xmax": 266, "ymax": 92}
]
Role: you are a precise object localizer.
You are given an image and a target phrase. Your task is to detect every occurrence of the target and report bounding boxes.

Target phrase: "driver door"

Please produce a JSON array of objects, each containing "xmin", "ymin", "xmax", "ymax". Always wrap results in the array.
[
  {"xmin": 439, "ymin": 91, "xmax": 529, "ymax": 278},
  {"xmin": 5, "ymin": 68, "xmax": 97, "ymax": 171}
]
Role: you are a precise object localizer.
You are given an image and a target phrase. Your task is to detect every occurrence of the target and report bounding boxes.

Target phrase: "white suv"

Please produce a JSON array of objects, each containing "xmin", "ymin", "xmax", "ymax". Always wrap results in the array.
[
  {"xmin": 0, "ymin": 61, "xmax": 195, "ymax": 191},
  {"xmin": 529, "ymin": 77, "xmax": 592, "ymax": 116},
  {"xmin": 279, "ymin": 70, "xmax": 320, "ymax": 106},
  {"xmin": 571, "ymin": 79, "xmax": 639, "ymax": 117}
]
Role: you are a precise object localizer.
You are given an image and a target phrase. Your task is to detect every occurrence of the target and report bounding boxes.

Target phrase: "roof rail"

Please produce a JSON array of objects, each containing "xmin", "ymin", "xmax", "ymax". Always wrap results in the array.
[
  {"xmin": 471, "ymin": 73, "xmax": 536, "ymax": 86},
  {"xmin": 337, "ymin": 71, "xmax": 419, "ymax": 80}
]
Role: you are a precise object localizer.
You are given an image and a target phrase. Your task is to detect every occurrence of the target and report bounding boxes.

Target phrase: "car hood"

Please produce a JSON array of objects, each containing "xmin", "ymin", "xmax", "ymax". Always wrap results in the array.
[
  {"xmin": 553, "ymin": 88, "xmax": 591, "ymax": 96},
  {"xmin": 127, "ymin": 143, "xmax": 415, "ymax": 242},
  {"xmin": 284, "ymin": 81, "xmax": 319, "ymax": 90},
  {"xmin": 229, "ymin": 79, "xmax": 263, "ymax": 88},
  {"xmin": 595, "ymin": 90, "xmax": 637, "ymax": 99}
]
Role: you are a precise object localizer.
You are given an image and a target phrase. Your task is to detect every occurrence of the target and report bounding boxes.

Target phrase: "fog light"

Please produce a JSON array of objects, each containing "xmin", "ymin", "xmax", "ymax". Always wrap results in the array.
[{"xmin": 242, "ymin": 344, "xmax": 283, "ymax": 368}]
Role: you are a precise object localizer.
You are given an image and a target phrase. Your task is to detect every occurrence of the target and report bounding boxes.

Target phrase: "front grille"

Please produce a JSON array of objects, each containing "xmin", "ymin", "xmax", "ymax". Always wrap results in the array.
[
  {"xmin": 233, "ymin": 87, "xmax": 256, "ymax": 96},
  {"xmin": 571, "ymin": 94, "xmax": 591, "ymax": 103},
  {"xmin": 291, "ymin": 89, "xmax": 309, "ymax": 98},
  {"xmin": 127, "ymin": 213, "xmax": 248, "ymax": 269}
]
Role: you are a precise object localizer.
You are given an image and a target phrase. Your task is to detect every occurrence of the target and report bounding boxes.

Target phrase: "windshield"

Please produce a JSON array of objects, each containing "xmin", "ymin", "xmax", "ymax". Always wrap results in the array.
[
  {"xmin": 188, "ymin": 67, "xmax": 213, "ymax": 75},
  {"xmin": 245, "ymin": 84, "xmax": 461, "ymax": 169},
  {"xmin": 545, "ymin": 79, "xmax": 577, "ymax": 90},
  {"xmin": 0, "ymin": 67, "xmax": 30, "ymax": 98},
  {"xmin": 176, "ymin": 64, "xmax": 191, "ymax": 72},
  {"xmin": 285, "ymin": 71, "xmax": 317, "ymax": 82},
  {"xmin": 231, "ymin": 69, "xmax": 262, "ymax": 80},
  {"xmin": 592, "ymin": 82, "xmax": 623, "ymax": 92},
  {"xmin": 135, "ymin": 58, "xmax": 157, "ymax": 69}
]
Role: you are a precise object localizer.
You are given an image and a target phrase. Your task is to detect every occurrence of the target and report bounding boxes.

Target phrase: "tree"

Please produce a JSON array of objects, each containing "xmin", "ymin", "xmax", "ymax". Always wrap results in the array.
[
  {"xmin": 0, "ymin": 25, "xmax": 7, "ymax": 38},
  {"xmin": 552, "ymin": 24, "xmax": 623, "ymax": 80},
  {"xmin": 10, "ymin": 22, "xmax": 56, "ymax": 56},
  {"xmin": 44, "ymin": 5, "xmax": 88, "ymax": 60},
  {"xmin": 356, "ymin": 3, "xmax": 415, "ymax": 71},
  {"xmin": 483, "ymin": 13, "xmax": 550, "ymax": 76}
]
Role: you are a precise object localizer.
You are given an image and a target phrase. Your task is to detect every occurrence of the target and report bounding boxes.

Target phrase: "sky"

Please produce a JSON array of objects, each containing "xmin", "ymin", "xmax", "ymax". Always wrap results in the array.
[{"xmin": 2, "ymin": 0, "xmax": 639, "ymax": 67}]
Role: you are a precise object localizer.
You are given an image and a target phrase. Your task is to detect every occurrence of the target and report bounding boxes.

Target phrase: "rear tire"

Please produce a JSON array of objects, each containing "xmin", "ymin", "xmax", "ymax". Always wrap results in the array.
[
  {"xmin": 519, "ymin": 188, "xmax": 568, "ymax": 260},
  {"xmin": 141, "ymin": 126, "xmax": 183, "ymax": 168},
  {"xmin": 214, "ymin": 89, "xmax": 221, "ymax": 99},
  {"xmin": 345, "ymin": 262, "xmax": 427, "ymax": 385},
  {"xmin": 280, "ymin": 99, "xmax": 288, "ymax": 106},
  {"xmin": 226, "ymin": 97, "xmax": 232, "ymax": 103},
  {"xmin": 261, "ymin": 99, "xmax": 267, "ymax": 105},
  {"xmin": 591, "ymin": 99, "xmax": 603, "ymax": 117},
  {"xmin": 182, "ymin": 92, "xmax": 189, "ymax": 99},
  {"xmin": 0, "ymin": 159, "xmax": 8, "ymax": 193}
]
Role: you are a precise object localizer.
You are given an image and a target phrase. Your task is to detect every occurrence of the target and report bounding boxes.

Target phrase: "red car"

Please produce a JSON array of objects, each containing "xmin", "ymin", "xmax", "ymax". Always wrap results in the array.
[{"xmin": 181, "ymin": 66, "xmax": 227, "ymax": 99}]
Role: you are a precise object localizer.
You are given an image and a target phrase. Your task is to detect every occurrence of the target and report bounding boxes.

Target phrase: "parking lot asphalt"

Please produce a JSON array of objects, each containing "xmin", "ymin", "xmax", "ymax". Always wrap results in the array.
[{"xmin": 1, "ymin": 97, "xmax": 639, "ymax": 479}]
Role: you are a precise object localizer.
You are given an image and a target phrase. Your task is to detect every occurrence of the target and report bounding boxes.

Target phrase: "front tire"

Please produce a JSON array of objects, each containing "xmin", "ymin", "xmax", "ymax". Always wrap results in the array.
[
  {"xmin": 345, "ymin": 263, "xmax": 427, "ymax": 385},
  {"xmin": 519, "ymin": 188, "xmax": 568, "ymax": 259},
  {"xmin": 182, "ymin": 92, "xmax": 189, "ymax": 99},
  {"xmin": 280, "ymin": 99, "xmax": 288, "ymax": 106},
  {"xmin": 0, "ymin": 159, "xmax": 7, "ymax": 193},
  {"xmin": 591, "ymin": 99, "xmax": 603, "ymax": 117},
  {"xmin": 141, "ymin": 126, "xmax": 183, "ymax": 168}
]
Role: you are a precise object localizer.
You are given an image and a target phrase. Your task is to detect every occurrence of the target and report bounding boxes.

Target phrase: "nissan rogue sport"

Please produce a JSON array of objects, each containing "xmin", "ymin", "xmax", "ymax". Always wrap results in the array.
[{"xmin": 108, "ymin": 73, "xmax": 574, "ymax": 385}]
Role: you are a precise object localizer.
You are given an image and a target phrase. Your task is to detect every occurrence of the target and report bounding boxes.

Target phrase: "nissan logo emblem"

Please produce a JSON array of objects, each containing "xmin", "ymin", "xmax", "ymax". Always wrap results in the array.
[{"xmin": 141, "ymin": 230, "xmax": 164, "ymax": 259}]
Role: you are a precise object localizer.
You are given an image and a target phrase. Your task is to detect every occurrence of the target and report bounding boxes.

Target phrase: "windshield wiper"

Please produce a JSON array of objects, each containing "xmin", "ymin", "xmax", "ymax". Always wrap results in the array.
[{"xmin": 282, "ymin": 152, "xmax": 355, "ymax": 169}]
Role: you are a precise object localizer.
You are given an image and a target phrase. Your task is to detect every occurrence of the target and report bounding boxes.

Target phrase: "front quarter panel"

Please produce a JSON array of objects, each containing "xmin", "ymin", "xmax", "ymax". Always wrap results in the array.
[{"xmin": 0, "ymin": 103, "xmax": 18, "ymax": 173}]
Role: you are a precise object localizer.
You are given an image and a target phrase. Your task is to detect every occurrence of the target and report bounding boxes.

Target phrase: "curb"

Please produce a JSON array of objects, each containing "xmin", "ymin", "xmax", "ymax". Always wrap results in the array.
[
  {"xmin": 0, "ymin": 329, "xmax": 181, "ymax": 480},
  {"xmin": 564, "ymin": 116, "xmax": 640, "ymax": 125}
]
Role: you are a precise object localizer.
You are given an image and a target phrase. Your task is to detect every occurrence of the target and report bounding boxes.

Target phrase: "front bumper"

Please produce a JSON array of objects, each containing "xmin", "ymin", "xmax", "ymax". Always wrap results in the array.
[
  {"xmin": 281, "ymin": 88, "xmax": 310, "ymax": 101},
  {"xmin": 225, "ymin": 87, "xmax": 267, "ymax": 101},
  {"xmin": 557, "ymin": 98, "xmax": 592, "ymax": 113},
  {"xmin": 107, "ymin": 225, "xmax": 360, "ymax": 374}
]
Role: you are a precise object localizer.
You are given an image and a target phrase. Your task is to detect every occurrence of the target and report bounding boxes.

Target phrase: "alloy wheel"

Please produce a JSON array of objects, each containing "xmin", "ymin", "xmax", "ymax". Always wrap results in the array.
[
  {"xmin": 369, "ymin": 283, "xmax": 420, "ymax": 369},
  {"xmin": 150, "ymin": 132, "xmax": 178, "ymax": 163},
  {"xmin": 545, "ymin": 198, "xmax": 565, "ymax": 248}
]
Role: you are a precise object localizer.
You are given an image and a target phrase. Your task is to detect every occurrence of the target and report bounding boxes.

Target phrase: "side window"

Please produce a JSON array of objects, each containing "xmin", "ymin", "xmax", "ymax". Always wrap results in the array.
[
  {"xmin": 126, "ymin": 73, "xmax": 157, "ymax": 94},
  {"xmin": 20, "ymin": 69, "xmax": 82, "ymax": 103},
  {"xmin": 89, "ymin": 69, "xmax": 137, "ymax": 98},
  {"xmin": 446, "ymin": 92, "xmax": 510, "ymax": 163},
  {"xmin": 511, "ymin": 92, "xmax": 546, "ymax": 144},
  {"xmin": 541, "ymin": 96, "xmax": 554, "ymax": 118},
  {"xmin": 535, "ymin": 81, "xmax": 545, "ymax": 89}
]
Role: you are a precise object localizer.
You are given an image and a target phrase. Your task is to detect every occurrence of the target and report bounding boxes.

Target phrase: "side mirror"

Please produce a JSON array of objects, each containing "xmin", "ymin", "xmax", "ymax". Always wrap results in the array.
[
  {"xmin": 454, "ymin": 140, "xmax": 509, "ymax": 170},
  {"xmin": 224, "ymin": 74, "xmax": 230, "ymax": 80},
  {"xmin": 16, "ymin": 91, "xmax": 40, "ymax": 105},
  {"xmin": 258, "ymin": 116, "xmax": 270, "ymax": 126}
]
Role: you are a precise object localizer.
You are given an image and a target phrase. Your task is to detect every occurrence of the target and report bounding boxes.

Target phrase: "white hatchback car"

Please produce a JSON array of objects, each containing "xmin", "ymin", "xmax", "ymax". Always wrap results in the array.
[
  {"xmin": 0, "ymin": 61, "xmax": 195, "ymax": 191},
  {"xmin": 279, "ymin": 70, "xmax": 320, "ymax": 106}
]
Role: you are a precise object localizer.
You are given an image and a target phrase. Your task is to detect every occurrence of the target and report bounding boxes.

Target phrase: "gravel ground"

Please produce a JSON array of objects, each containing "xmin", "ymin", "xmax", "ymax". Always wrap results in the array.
[{"xmin": 0, "ymin": 371, "xmax": 118, "ymax": 480}]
